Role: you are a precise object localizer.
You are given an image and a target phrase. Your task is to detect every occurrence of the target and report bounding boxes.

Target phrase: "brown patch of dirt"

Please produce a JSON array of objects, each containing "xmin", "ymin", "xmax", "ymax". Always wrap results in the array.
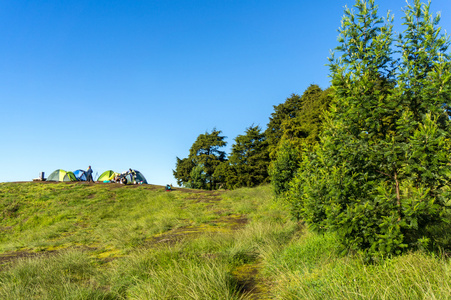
[
  {"xmin": 147, "ymin": 214, "xmax": 248, "ymax": 247},
  {"xmin": 147, "ymin": 227, "xmax": 202, "ymax": 246},
  {"xmin": 237, "ymin": 266, "xmax": 259, "ymax": 296},
  {"xmin": 0, "ymin": 246, "xmax": 97, "ymax": 268},
  {"xmin": 0, "ymin": 226, "xmax": 13, "ymax": 232},
  {"xmin": 215, "ymin": 215, "xmax": 248, "ymax": 230},
  {"xmin": 188, "ymin": 197, "xmax": 222, "ymax": 204},
  {"xmin": 172, "ymin": 188, "xmax": 226, "ymax": 195},
  {"xmin": 0, "ymin": 250, "xmax": 58, "ymax": 268},
  {"xmin": 234, "ymin": 264, "xmax": 268, "ymax": 300},
  {"xmin": 233, "ymin": 262, "xmax": 270, "ymax": 300}
]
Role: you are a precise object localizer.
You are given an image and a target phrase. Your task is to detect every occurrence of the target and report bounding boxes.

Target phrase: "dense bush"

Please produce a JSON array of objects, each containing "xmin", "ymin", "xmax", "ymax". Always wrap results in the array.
[{"xmin": 290, "ymin": 0, "xmax": 451, "ymax": 257}]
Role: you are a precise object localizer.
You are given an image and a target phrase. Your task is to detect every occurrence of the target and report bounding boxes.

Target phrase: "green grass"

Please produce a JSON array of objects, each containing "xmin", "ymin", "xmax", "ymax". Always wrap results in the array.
[
  {"xmin": 0, "ymin": 183, "xmax": 222, "ymax": 254},
  {"xmin": 1, "ymin": 182, "xmax": 451, "ymax": 299},
  {"xmin": 265, "ymin": 231, "xmax": 451, "ymax": 299}
]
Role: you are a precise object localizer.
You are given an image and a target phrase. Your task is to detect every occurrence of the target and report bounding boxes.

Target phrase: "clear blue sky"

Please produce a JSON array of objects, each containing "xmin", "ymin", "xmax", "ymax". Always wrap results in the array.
[{"xmin": 1, "ymin": 0, "xmax": 450, "ymax": 185}]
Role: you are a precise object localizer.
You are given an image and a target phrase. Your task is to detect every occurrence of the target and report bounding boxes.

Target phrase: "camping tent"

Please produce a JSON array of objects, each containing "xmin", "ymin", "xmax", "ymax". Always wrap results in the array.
[
  {"xmin": 124, "ymin": 170, "xmax": 148, "ymax": 184},
  {"xmin": 98, "ymin": 170, "xmax": 118, "ymax": 182},
  {"xmin": 74, "ymin": 169, "xmax": 87, "ymax": 181},
  {"xmin": 47, "ymin": 169, "xmax": 77, "ymax": 182}
]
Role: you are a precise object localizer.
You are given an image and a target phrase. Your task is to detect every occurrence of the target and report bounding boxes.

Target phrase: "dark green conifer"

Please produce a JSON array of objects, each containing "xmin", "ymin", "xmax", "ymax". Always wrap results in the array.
[
  {"xmin": 292, "ymin": 0, "xmax": 451, "ymax": 257},
  {"xmin": 173, "ymin": 129, "xmax": 227, "ymax": 190},
  {"xmin": 228, "ymin": 125, "xmax": 270, "ymax": 188}
]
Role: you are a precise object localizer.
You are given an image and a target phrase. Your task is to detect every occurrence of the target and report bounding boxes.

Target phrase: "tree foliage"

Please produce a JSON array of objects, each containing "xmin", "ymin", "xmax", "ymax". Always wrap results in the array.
[
  {"xmin": 221, "ymin": 125, "xmax": 270, "ymax": 189},
  {"xmin": 279, "ymin": 85, "xmax": 332, "ymax": 148},
  {"xmin": 173, "ymin": 157, "xmax": 195, "ymax": 187},
  {"xmin": 269, "ymin": 140, "xmax": 302, "ymax": 198},
  {"xmin": 269, "ymin": 85, "xmax": 332, "ymax": 198},
  {"xmin": 265, "ymin": 94, "xmax": 304, "ymax": 160},
  {"xmin": 291, "ymin": 0, "xmax": 451, "ymax": 257},
  {"xmin": 173, "ymin": 129, "xmax": 227, "ymax": 190}
]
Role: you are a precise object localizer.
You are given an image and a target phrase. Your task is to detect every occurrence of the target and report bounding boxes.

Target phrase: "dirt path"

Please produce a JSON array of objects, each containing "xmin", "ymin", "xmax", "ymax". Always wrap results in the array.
[{"xmin": 0, "ymin": 186, "xmax": 270, "ymax": 299}]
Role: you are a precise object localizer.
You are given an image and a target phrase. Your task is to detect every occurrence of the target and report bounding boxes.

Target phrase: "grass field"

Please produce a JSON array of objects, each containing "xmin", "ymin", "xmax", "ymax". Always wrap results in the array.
[{"xmin": 1, "ymin": 182, "xmax": 451, "ymax": 299}]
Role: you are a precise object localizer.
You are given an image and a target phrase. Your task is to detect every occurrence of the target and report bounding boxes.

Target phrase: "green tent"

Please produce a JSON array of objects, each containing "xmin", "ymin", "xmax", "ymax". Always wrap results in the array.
[
  {"xmin": 47, "ymin": 169, "xmax": 77, "ymax": 182},
  {"xmin": 120, "ymin": 170, "xmax": 148, "ymax": 184},
  {"xmin": 98, "ymin": 170, "xmax": 118, "ymax": 182},
  {"xmin": 126, "ymin": 170, "xmax": 148, "ymax": 184}
]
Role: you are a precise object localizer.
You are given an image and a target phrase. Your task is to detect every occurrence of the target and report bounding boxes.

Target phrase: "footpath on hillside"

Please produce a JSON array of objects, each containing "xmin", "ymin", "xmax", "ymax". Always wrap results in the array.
[{"xmin": 0, "ymin": 182, "xmax": 281, "ymax": 299}]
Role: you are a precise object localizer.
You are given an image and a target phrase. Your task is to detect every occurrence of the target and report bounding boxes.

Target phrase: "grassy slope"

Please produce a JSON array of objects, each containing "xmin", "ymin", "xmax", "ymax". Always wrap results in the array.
[
  {"xmin": 0, "ymin": 182, "xmax": 266, "ymax": 255},
  {"xmin": 1, "ymin": 182, "xmax": 451, "ymax": 299}
]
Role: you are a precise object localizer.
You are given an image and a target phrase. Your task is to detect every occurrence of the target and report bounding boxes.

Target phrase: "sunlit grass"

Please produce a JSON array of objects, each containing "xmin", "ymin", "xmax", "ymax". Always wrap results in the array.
[
  {"xmin": 264, "ymin": 230, "xmax": 451, "ymax": 300},
  {"xmin": 1, "ymin": 182, "xmax": 451, "ymax": 299}
]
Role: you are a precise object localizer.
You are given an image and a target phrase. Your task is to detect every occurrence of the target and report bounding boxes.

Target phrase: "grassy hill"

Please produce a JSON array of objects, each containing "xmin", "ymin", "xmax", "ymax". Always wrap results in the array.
[{"xmin": 1, "ymin": 182, "xmax": 451, "ymax": 299}]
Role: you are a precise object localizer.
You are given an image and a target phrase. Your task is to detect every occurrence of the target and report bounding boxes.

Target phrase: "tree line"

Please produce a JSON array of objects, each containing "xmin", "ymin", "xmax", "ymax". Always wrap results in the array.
[
  {"xmin": 173, "ymin": 84, "xmax": 331, "ymax": 191},
  {"xmin": 174, "ymin": 0, "xmax": 451, "ymax": 258}
]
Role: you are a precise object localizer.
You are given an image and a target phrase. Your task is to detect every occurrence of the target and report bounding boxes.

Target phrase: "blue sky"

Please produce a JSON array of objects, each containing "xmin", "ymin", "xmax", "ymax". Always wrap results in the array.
[{"xmin": 1, "ymin": 0, "xmax": 450, "ymax": 185}]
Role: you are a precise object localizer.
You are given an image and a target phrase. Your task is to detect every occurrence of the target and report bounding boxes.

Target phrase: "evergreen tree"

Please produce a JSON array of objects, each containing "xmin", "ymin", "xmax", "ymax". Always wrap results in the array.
[
  {"xmin": 188, "ymin": 164, "xmax": 208, "ymax": 189},
  {"xmin": 280, "ymin": 85, "xmax": 332, "ymax": 148},
  {"xmin": 212, "ymin": 161, "xmax": 236, "ymax": 189},
  {"xmin": 265, "ymin": 94, "xmax": 303, "ymax": 160},
  {"xmin": 293, "ymin": 0, "xmax": 451, "ymax": 257},
  {"xmin": 269, "ymin": 85, "xmax": 332, "ymax": 198},
  {"xmin": 173, "ymin": 157, "xmax": 195, "ymax": 187},
  {"xmin": 228, "ymin": 125, "xmax": 270, "ymax": 188},
  {"xmin": 269, "ymin": 140, "xmax": 302, "ymax": 198},
  {"xmin": 174, "ymin": 129, "xmax": 227, "ymax": 190}
]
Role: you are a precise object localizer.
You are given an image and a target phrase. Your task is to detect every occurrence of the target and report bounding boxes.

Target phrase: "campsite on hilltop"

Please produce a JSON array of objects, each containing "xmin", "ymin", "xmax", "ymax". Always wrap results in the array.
[
  {"xmin": 36, "ymin": 168, "xmax": 149, "ymax": 185},
  {"xmin": 2, "ymin": 0, "xmax": 451, "ymax": 298}
]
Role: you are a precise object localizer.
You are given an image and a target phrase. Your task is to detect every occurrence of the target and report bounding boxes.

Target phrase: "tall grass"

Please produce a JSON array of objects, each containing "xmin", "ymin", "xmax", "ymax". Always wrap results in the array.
[
  {"xmin": 265, "ymin": 230, "xmax": 451, "ymax": 299},
  {"xmin": 111, "ymin": 248, "xmax": 244, "ymax": 299},
  {"xmin": 0, "ymin": 251, "xmax": 111, "ymax": 299},
  {"xmin": 2, "ymin": 183, "xmax": 451, "ymax": 299},
  {"xmin": 1, "ymin": 183, "xmax": 291, "ymax": 299}
]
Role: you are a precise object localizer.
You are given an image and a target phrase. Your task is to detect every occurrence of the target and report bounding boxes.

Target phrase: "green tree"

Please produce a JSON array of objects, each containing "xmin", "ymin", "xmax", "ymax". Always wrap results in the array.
[
  {"xmin": 265, "ymin": 94, "xmax": 303, "ymax": 160},
  {"xmin": 280, "ymin": 85, "xmax": 332, "ymax": 148},
  {"xmin": 268, "ymin": 85, "xmax": 332, "ymax": 198},
  {"xmin": 228, "ymin": 125, "xmax": 270, "ymax": 188},
  {"xmin": 293, "ymin": 0, "xmax": 451, "ymax": 257},
  {"xmin": 212, "ymin": 161, "xmax": 236, "ymax": 189},
  {"xmin": 174, "ymin": 129, "xmax": 227, "ymax": 190},
  {"xmin": 188, "ymin": 164, "xmax": 208, "ymax": 189},
  {"xmin": 265, "ymin": 86, "xmax": 332, "ymax": 162},
  {"xmin": 173, "ymin": 157, "xmax": 195, "ymax": 187},
  {"xmin": 269, "ymin": 140, "xmax": 302, "ymax": 198}
]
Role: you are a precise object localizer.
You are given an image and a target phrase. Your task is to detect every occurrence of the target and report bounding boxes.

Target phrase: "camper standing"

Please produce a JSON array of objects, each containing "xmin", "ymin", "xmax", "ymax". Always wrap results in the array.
[
  {"xmin": 86, "ymin": 166, "xmax": 94, "ymax": 182},
  {"xmin": 128, "ymin": 168, "xmax": 136, "ymax": 184}
]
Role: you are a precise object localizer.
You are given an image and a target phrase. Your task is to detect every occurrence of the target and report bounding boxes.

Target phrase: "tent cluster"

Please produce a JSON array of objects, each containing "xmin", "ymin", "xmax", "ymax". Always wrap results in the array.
[
  {"xmin": 98, "ymin": 169, "xmax": 148, "ymax": 185},
  {"xmin": 46, "ymin": 169, "xmax": 148, "ymax": 185}
]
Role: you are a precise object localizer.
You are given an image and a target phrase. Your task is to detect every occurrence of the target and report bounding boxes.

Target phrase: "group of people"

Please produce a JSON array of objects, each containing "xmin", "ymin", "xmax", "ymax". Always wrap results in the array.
[
  {"xmin": 84, "ymin": 166, "xmax": 166, "ymax": 187},
  {"xmin": 110, "ymin": 169, "xmax": 138, "ymax": 184},
  {"xmin": 84, "ymin": 166, "xmax": 135, "ymax": 184}
]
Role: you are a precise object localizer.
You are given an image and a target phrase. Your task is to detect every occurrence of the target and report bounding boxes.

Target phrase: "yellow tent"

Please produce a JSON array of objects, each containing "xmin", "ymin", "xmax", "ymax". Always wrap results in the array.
[{"xmin": 98, "ymin": 170, "xmax": 119, "ymax": 182}]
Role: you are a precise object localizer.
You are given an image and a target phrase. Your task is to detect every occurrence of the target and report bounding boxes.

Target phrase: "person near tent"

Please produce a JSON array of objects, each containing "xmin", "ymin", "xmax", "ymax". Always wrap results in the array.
[
  {"xmin": 128, "ymin": 168, "xmax": 136, "ymax": 184},
  {"xmin": 113, "ymin": 174, "xmax": 120, "ymax": 183},
  {"xmin": 86, "ymin": 166, "xmax": 94, "ymax": 183}
]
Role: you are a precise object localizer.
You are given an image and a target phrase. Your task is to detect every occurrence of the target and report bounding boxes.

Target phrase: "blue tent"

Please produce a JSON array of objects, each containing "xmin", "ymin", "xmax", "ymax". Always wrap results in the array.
[
  {"xmin": 74, "ymin": 169, "xmax": 87, "ymax": 181},
  {"xmin": 124, "ymin": 170, "xmax": 148, "ymax": 184}
]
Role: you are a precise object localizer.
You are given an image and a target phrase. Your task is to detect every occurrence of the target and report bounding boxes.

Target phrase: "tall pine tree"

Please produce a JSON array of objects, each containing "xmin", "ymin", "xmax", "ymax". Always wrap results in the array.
[
  {"xmin": 173, "ymin": 129, "xmax": 227, "ymax": 190},
  {"xmin": 292, "ymin": 0, "xmax": 451, "ymax": 257},
  {"xmin": 229, "ymin": 125, "xmax": 270, "ymax": 188}
]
